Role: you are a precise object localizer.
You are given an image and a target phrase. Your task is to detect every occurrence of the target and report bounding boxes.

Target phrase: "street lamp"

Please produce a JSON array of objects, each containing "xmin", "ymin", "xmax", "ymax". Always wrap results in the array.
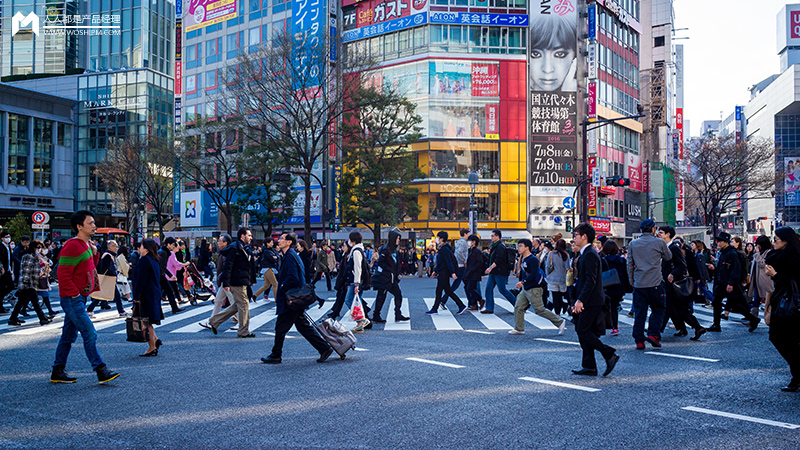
[{"xmin": 468, "ymin": 172, "xmax": 480, "ymax": 235}]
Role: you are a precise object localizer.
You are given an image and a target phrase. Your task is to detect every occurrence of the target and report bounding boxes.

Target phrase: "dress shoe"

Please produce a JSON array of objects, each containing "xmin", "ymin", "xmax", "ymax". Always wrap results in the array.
[
  {"xmin": 480, "ymin": 310, "xmax": 494, "ymax": 314},
  {"xmin": 210, "ymin": 323, "xmax": 218, "ymax": 335},
  {"xmin": 40, "ymin": 318, "xmax": 52, "ymax": 326},
  {"xmin": 95, "ymin": 364, "xmax": 120, "ymax": 384},
  {"xmin": 644, "ymin": 335, "xmax": 662, "ymax": 348},
  {"xmin": 674, "ymin": 330, "xmax": 688, "ymax": 337},
  {"xmin": 261, "ymin": 355, "xmax": 282, "ymax": 364},
  {"xmin": 707, "ymin": 325, "xmax": 722, "ymax": 332},
  {"xmin": 571, "ymin": 368, "xmax": 598, "ymax": 376},
  {"xmin": 372, "ymin": 317, "xmax": 387, "ymax": 324},
  {"xmin": 317, "ymin": 347, "xmax": 334, "ymax": 363},
  {"xmin": 8, "ymin": 319, "xmax": 24, "ymax": 326},
  {"xmin": 50, "ymin": 366, "xmax": 77, "ymax": 383},
  {"xmin": 155, "ymin": 339, "xmax": 163, "ymax": 349},
  {"xmin": 395, "ymin": 315, "xmax": 410, "ymax": 322},
  {"xmin": 690, "ymin": 328, "xmax": 707, "ymax": 341},
  {"xmin": 749, "ymin": 318, "xmax": 760, "ymax": 332},
  {"xmin": 139, "ymin": 349, "xmax": 158, "ymax": 357},
  {"xmin": 364, "ymin": 322, "xmax": 373, "ymax": 330},
  {"xmin": 237, "ymin": 333, "xmax": 256, "ymax": 338},
  {"xmin": 479, "ymin": 299, "xmax": 486, "ymax": 309},
  {"xmin": 172, "ymin": 308, "xmax": 185, "ymax": 314},
  {"xmin": 781, "ymin": 381, "xmax": 800, "ymax": 392},
  {"xmin": 467, "ymin": 306, "xmax": 479, "ymax": 311},
  {"xmin": 603, "ymin": 354, "xmax": 620, "ymax": 377}
]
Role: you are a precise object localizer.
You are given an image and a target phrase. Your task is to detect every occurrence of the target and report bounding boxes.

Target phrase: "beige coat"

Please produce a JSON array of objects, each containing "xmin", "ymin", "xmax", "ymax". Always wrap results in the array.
[{"xmin": 748, "ymin": 249, "xmax": 774, "ymax": 300}]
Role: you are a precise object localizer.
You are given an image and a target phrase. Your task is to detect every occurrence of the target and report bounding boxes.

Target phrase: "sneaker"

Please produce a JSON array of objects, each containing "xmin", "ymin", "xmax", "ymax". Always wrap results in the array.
[
  {"xmin": 636, "ymin": 342, "xmax": 645, "ymax": 350},
  {"xmin": 508, "ymin": 329, "xmax": 525, "ymax": 335},
  {"xmin": 119, "ymin": 312, "xmax": 130, "ymax": 318},
  {"xmin": 457, "ymin": 305, "xmax": 468, "ymax": 315},
  {"xmin": 480, "ymin": 310, "xmax": 494, "ymax": 314},
  {"xmin": 644, "ymin": 335, "xmax": 662, "ymax": 348},
  {"xmin": 467, "ymin": 306, "xmax": 479, "ymax": 311},
  {"xmin": 558, "ymin": 320, "xmax": 568, "ymax": 335},
  {"xmin": 395, "ymin": 315, "xmax": 410, "ymax": 322},
  {"xmin": 609, "ymin": 328, "xmax": 619, "ymax": 336},
  {"xmin": 425, "ymin": 309, "xmax": 438, "ymax": 315}
]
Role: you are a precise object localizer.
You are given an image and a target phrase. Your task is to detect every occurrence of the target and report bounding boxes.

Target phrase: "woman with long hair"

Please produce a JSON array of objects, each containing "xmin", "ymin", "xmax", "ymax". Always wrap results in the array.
[
  {"xmin": 749, "ymin": 235, "xmax": 774, "ymax": 318},
  {"xmin": 132, "ymin": 239, "xmax": 164, "ymax": 357},
  {"xmin": 764, "ymin": 227, "xmax": 800, "ymax": 392},
  {"xmin": 692, "ymin": 240, "xmax": 714, "ymax": 307},
  {"xmin": 297, "ymin": 239, "xmax": 313, "ymax": 283},
  {"xmin": 601, "ymin": 240, "xmax": 631, "ymax": 336},
  {"xmin": 326, "ymin": 241, "xmax": 352, "ymax": 320}
]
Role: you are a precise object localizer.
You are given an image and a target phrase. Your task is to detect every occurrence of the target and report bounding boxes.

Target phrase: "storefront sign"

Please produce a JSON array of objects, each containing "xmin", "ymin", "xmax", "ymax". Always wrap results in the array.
[
  {"xmin": 342, "ymin": 11, "xmax": 426, "ymax": 42},
  {"xmin": 429, "ymin": 12, "xmax": 528, "ymax": 27},
  {"xmin": 354, "ymin": 0, "xmax": 428, "ymax": 28},
  {"xmin": 471, "ymin": 63, "xmax": 499, "ymax": 97},
  {"xmin": 175, "ymin": 61, "xmax": 182, "ymax": 95},
  {"xmin": 627, "ymin": 153, "xmax": 642, "ymax": 191},
  {"xmin": 175, "ymin": 20, "xmax": 183, "ymax": 60},
  {"xmin": 676, "ymin": 177, "xmax": 684, "ymax": 221},
  {"xmin": 590, "ymin": 218, "xmax": 611, "ymax": 233},
  {"xmin": 587, "ymin": 80, "xmax": 597, "ymax": 120},
  {"xmin": 486, "ymin": 104, "xmax": 499, "ymax": 139}
]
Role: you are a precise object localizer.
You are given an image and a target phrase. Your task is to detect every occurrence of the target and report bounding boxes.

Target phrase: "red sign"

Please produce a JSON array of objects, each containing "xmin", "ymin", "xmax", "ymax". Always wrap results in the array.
[
  {"xmin": 792, "ymin": 10, "xmax": 800, "ymax": 38},
  {"xmin": 590, "ymin": 218, "xmax": 611, "ymax": 233},
  {"xmin": 471, "ymin": 63, "xmax": 499, "ymax": 97},
  {"xmin": 676, "ymin": 107, "xmax": 684, "ymax": 159},
  {"xmin": 175, "ymin": 61, "xmax": 182, "ymax": 95},
  {"xmin": 486, "ymin": 104, "xmax": 499, "ymax": 139},
  {"xmin": 355, "ymin": 0, "xmax": 427, "ymax": 28},
  {"xmin": 627, "ymin": 153, "xmax": 642, "ymax": 191},
  {"xmin": 676, "ymin": 177, "xmax": 684, "ymax": 221},
  {"xmin": 727, "ymin": 222, "xmax": 734, "ymax": 229},
  {"xmin": 587, "ymin": 80, "xmax": 597, "ymax": 120}
]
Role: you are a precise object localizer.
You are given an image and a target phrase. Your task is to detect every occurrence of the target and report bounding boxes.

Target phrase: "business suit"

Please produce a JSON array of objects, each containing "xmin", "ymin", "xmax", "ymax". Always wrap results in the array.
[
  {"xmin": 574, "ymin": 245, "xmax": 616, "ymax": 371},
  {"xmin": 0, "ymin": 243, "xmax": 12, "ymax": 312},
  {"xmin": 431, "ymin": 243, "xmax": 465, "ymax": 311}
]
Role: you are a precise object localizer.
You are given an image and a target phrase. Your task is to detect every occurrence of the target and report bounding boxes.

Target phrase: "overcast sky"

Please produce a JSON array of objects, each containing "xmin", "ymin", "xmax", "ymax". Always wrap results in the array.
[{"xmin": 673, "ymin": 0, "xmax": 791, "ymax": 136}]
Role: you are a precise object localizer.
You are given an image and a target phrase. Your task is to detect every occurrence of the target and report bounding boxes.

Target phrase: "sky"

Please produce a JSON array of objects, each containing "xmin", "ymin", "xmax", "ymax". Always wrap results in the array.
[{"xmin": 673, "ymin": 0, "xmax": 791, "ymax": 137}]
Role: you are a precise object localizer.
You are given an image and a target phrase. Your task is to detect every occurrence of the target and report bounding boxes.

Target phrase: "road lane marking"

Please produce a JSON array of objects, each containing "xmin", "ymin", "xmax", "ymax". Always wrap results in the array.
[
  {"xmin": 464, "ymin": 329, "xmax": 494, "ymax": 335},
  {"xmin": 519, "ymin": 377, "xmax": 601, "ymax": 392},
  {"xmin": 535, "ymin": 338, "xmax": 581, "ymax": 346},
  {"xmin": 406, "ymin": 357, "xmax": 464, "ymax": 369},
  {"xmin": 422, "ymin": 298, "xmax": 463, "ymax": 330},
  {"xmin": 645, "ymin": 352, "xmax": 719, "ymax": 362},
  {"xmin": 682, "ymin": 406, "xmax": 800, "ymax": 429},
  {"xmin": 383, "ymin": 298, "xmax": 412, "ymax": 331}
]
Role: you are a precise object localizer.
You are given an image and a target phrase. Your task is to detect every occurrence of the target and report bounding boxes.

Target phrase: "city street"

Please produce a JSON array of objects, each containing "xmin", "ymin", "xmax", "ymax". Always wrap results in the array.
[{"xmin": 0, "ymin": 276, "xmax": 798, "ymax": 449}]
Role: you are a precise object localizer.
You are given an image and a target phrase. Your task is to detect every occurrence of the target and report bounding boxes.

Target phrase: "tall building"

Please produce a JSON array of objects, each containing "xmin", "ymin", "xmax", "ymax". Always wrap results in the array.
[{"xmin": 1, "ymin": 0, "xmax": 176, "ymax": 231}]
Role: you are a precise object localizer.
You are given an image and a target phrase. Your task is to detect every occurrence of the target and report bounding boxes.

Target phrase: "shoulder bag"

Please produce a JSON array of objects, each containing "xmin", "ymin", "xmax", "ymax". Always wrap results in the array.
[
  {"xmin": 773, "ymin": 280, "xmax": 800, "ymax": 318},
  {"xmin": 672, "ymin": 277, "xmax": 695, "ymax": 298},
  {"xmin": 126, "ymin": 300, "xmax": 150, "ymax": 342}
]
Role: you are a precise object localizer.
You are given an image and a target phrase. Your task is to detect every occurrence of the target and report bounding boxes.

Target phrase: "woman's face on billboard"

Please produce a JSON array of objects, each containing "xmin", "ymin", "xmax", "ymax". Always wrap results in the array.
[{"xmin": 530, "ymin": 47, "xmax": 576, "ymax": 91}]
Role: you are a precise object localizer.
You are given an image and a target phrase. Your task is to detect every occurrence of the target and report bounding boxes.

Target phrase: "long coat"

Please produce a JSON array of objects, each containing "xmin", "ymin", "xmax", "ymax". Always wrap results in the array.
[{"xmin": 132, "ymin": 254, "xmax": 164, "ymax": 325}]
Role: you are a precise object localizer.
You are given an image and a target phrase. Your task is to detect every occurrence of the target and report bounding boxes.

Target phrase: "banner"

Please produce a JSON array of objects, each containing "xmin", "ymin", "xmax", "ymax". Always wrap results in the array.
[
  {"xmin": 529, "ymin": 0, "xmax": 577, "ymax": 188},
  {"xmin": 676, "ymin": 177, "xmax": 684, "ymax": 221},
  {"xmin": 471, "ymin": 63, "xmax": 499, "ymax": 97},
  {"xmin": 353, "ymin": 0, "xmax": 428, "ymax": 28},
  {"xmin": 676, "ymin": 107, "xmax": 684, "ymax": 158},
  {"xmin": 185, "ymin": 0, "xmax": 237, "ymax": 32},
  {"xmin": 486, "ymin": 104, "xmax": 498, "ymax": 139},
  {"xmin": 291, "ymin": 0, "xmax": 326, "ymax": 89},
  {"xmin": 175, "ymin": 61, "xmax": 182, "ymax": 95},
  {"xmin": 175, "ymin": 20, "xmax": 183, "ymax": 60},
  {"xmin": 587, "ymin": 80, "xmax": 596, "ymax": 120}
]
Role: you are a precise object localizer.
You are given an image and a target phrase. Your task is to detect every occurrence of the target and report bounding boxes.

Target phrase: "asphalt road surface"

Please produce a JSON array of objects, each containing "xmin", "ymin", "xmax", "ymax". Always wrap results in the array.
[{"xmin": 0, "ymin": 276, "xmax": 798, "ymax": 449}]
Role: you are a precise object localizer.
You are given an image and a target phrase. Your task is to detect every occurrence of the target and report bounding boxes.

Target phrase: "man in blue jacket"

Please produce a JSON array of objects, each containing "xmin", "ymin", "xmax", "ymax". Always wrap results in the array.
[
  {"xmin": 509, "ymin": 239, "xmax": 567, "ymax": 335},
  {"xmin": 482, "ymin": 229, "xmax": 517, "ymax": 314},
  {"xmin": 262, "ymin": 232, "xmax": 333, "ymax": 364},
  {"xmin": 426, "ymin": 231, "xmax": 468, "ymax": 315}
]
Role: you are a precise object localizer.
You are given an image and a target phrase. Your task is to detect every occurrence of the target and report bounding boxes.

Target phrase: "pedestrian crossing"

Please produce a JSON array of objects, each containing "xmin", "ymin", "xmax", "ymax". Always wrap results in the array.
[{"xmin": 0, "ymin": 294, "xmax": 764, "ymax": 337}]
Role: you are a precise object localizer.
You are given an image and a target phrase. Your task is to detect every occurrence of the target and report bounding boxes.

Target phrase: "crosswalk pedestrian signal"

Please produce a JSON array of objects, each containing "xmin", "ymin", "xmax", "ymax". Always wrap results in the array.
[
  {"xmin": 607, "ymin": 176, "xmax": 631, "ymax": 187},
  {"xmin": 565, "ymin": 219, "xmax": 572, "ymax": 232}
]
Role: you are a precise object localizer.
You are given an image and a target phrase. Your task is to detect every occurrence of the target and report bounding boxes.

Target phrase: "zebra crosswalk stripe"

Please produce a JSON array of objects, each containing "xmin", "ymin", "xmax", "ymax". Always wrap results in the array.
[{"xmin": 422, "ymin": 298, "xmax": 463, "ymax": 330}]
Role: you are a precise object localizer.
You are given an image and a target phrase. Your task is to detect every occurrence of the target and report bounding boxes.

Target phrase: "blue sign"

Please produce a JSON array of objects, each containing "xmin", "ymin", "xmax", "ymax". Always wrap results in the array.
[
  {"xmin": 329, "ymin": 18, "xmax": 337, "ymax": 62},
  {"xmin": 291, "ymin": 0, "xmax": 326, "ymax": 88},
  {"xmin": 587, "ymin": 3, "xmax": 596, "ymax": 41},
  {"xmin": 176, "ymin": 0, "xmax": 182, "ymax": 18},
  {"xmin": 553, "ymin": 216, "xmax": 562, "ymax": 225},
  {"xmin": 429, "ymin": 12, "xmax": 528, "ymax": 26},
  {"xmin": 735, "ymin": 105, "xmax": 742, "ymax": 121},
  {"xmin": 563, "ymin": 197, "xmax": 576, "ymax": 210},
  {"xmin": 342, "ymin": 12, "xmax": 427, "ymax": 43}
]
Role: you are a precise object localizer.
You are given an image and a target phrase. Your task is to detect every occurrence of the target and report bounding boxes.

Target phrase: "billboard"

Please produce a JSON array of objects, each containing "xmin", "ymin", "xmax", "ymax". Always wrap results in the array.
[
  {"xmin": 529, "ymin": 0, "xmax": 577, "ymax": 188},
  {"xmin": 777, "ymin": 5, "xmax": 800, "ymax": 53},
  {"xmin": 676, "ymin": 177, "xmax": 684, "ymax": 221},
  {"xmin": 352, "ymin": 0, "xmax": 428, "ymax": 29},
  {"xmin": 676, "ymin": 107, "xmax": 684, "ymax": 158},
  {"xmin": 785, "ymin": 157, "xmax": 800, "ymax": 206},
  {"xmin": 185, "ymin": 0, "xmax": 237, "ymax": 32},
  {"xmin": 292, "ymin": 0, "xmax": 327, "ymax": 89}
]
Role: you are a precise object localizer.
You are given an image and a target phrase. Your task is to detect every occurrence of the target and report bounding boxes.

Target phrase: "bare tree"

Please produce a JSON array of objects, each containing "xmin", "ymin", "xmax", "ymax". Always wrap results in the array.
[
  {"xmin": 228, "ymin": 31, "xmax": 371, "ymax": 239},
  {"xmin": 98, "ymin": 139, "xmax": 144, "ymax": 233},
  {"xmin": 679, "ymin": 135, "xmax": 776, "ymax": 234},
  {"xmin": 174, "ymin": 116, "xmax": 251, "ymax": 235}
]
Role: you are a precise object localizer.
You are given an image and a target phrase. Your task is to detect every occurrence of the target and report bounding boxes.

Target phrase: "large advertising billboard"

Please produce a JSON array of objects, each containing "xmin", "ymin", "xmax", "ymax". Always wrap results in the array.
[
  {"xmin": 528, "ymin": 0, "xmax": 578, "ymax": 190},
  {"xmin": 185, "ymin": 0, "xmax": 237, "ymax": 32},
  {"xmin": 785, "ymin": 157, "xmax": 800, "ymax": 206}
]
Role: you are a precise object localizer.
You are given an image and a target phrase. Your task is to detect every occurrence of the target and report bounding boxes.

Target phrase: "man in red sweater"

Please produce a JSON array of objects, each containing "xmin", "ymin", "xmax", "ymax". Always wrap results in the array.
[{"xmin": 51, "ymin": 210, "xmax": 120, "ymax": 384}]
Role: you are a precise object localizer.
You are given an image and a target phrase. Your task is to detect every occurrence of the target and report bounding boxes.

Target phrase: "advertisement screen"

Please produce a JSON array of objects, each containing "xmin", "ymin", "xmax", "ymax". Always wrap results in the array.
[
  {"xmin": 785, "ymin": 157, "xmax": 800, "ymax": 206},
  {"xmin": 185, "ymin": 0, "xmax": 237, "ymax": 32},
  {"xmin": 353, "ymin": 0, "xmax": 428, "ymax": 29},
  {"xmin": 430, "ymin": 61, "xmax": 471, "ymax": 97},
  {"xmin": 529, "ymin": 0, "xmax": 578, "ymax": 187}
]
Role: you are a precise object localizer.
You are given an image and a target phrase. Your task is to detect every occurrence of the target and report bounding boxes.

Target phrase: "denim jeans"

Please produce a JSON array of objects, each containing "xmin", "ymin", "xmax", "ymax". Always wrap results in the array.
[
  {"xmin": 484, "ymin": 274, "xmax": 517, "ymax": 311},
  {"xmin": 53, "ymin": 295, "xmax": 104, "ymax": 370},
  {"xmin": 632, "ymin": 285, "xmax": 666, "ymax": 343}
]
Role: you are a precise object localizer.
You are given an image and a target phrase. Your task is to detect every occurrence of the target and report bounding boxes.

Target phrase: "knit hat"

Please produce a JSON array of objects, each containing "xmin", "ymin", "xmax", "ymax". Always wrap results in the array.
[{"xmin": 640, "ymin": 219, "xmax": 656, "ymax": 232}]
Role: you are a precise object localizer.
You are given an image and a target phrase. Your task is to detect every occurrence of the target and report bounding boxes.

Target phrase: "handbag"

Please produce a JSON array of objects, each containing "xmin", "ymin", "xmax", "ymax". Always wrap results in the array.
[
  {"xmin": 773, "ymin": 281, "xmax": 800, "ymax": 318},
  {"xmin": 286, "ymin": 284, "xmax": 320, "ymax": 310},
  {"xmin": 602, "ymin": 268, "xmax": 621, "ymax": 287},
  {"xmin": 91, "ymin": 274, "xmax": 117, "ymax": 300},
  {"xmin": 126, "ymin": 302, "xmax": 150, "ymax": 342},
  {"xmin": 673, "ymin": 277, "xmax": 695, "ymax": 298}
]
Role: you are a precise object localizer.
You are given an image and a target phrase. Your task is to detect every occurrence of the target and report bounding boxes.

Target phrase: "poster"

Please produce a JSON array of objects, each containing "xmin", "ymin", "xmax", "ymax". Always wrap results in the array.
[
  {"xmin": 430, "ymin": 61, "xmax": 471, "ymax": 97},
  {"xmin": 352, "ymin": 0, "xmax": 428, "ymax": 29},
  {"xmin": 786, "ymin": 157, "xmax": 800, "ymax": 206},
  {"xmin": 185, "ymin": 0, "xmax": 237, "ymax": 32},
  {"xmin": 529, "ymin": 0, "xmax": 577, "ymax": 187},
  {"xmin": 471, "ymin": 63, "xmax": 499, "ymax": 97}
]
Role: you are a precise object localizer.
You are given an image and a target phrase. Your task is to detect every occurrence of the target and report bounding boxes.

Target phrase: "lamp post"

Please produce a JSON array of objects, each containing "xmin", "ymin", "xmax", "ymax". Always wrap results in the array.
[{"xmin": 468, "ymin": 172, "xmax": 480, "ymax": 235}]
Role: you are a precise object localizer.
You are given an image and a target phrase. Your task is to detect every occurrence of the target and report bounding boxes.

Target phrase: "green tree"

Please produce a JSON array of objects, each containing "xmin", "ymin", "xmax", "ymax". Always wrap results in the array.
[
  {"xmin": 4, "ymin": 212, "xmax": 31, "ymax": 242},
  {"xmin": 339, "ymin": 85, "xmax": 424, "ymax": 246}
]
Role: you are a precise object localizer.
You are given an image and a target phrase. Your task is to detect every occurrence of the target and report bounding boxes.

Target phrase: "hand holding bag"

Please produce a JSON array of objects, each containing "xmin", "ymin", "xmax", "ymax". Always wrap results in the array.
[
  {"xmin": 672, "ymin": 277, "xmax": 695, "ymax": 298},
  {"xmin": 286, "ymin": 284, "xmax": 320, "ymax": 310}
]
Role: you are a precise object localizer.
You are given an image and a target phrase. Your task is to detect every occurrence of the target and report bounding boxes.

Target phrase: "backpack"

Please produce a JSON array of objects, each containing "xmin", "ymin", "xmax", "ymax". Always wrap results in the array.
[
  {"xmin": 505, "ymin": 244, "xmax": 517, "ymax": 270},
  {"xmin": 353, "ymin": 248, "xmax": 372, "ymax": 290}
]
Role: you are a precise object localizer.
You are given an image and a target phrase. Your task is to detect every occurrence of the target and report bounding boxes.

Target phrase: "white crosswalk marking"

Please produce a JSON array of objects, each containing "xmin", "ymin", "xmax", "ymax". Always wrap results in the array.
[
  {"xmin": 422, "ymin": 298, "xmax": 463, "ymax": 330},
  {"xmin": 467, "ymin": 309, "xmax": 513, "ymax": 330},
  {"xmin": 493, "ymin": 298, "xmax": 558, "ymax": 330},
  {"xmin": 228, "ymin": 306, "xmax": 277, "ymax": 333},
  {"xmin": 383, "ymin": 298, "xmax": 411, "ymax": 331},
  {"xmin": 115, "ymin": 303, "xmax": 215, "ymax": 334}
]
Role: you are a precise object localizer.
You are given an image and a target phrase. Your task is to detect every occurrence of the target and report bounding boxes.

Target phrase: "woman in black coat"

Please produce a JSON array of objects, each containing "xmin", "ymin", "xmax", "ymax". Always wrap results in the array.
[
  {"xmin": 764, "ymin": 227, "xmax": 800, "ymax": 392},
  {"xmin": 132, "ymin": 239, "xmax": 164, "ymax": 357},
  {"xmin": 463, "ymin": 235, "xmax": 486, "ymax": 310},
  {"xmin": 601, "ymin": 240, "xmax": 631, "ymax": 335}
]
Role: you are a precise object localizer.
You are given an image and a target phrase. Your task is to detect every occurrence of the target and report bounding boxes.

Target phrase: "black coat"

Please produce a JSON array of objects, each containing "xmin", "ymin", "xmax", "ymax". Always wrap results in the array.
[
  {"xmin": 602, "ymin": 254, "xmax": 631, "ymax": 298},
  {"xmin": 0, "ymin": 243, "xmax": 11, "ymax": 272},
  {"xmin": 276, "ymin": 248, "xmax": 304, "ymax": 315},
  {"xmin": 372, "ymin": 245, "xmax": 398, "ymax": 291},
  {"xmin": 299, "ymin": 249, "xmax": 312, "ymax": 280},
  {"xmin": 463, "ymin": 246, "xmax": 486, "ymax": 281},
  {"xmin": 220, "ymin": 240, "xmax": 255, "ymax": 287},
  {"xmin": 662, "ymin": 241, "xmax": 687, "ymax": 282},
  {"xmin": 132, "ymin": 254, "xmax": 164, "ymax": 325},
  {"xmin": 435, "ymin": 243, "xmax": 457, "ymax": 277},
  {"xmin": 488, "ymin": 242, "xmax": 510, "ymax": 276},
  {"xmin": 575, "ymin": 246, "xmax": 604, "ymax": 307},
  {"xmin": 766, "ymin": 248, "xmax": 800, "ymax": 303},
  {"xmin": 715, "ymin": 246, "xmax": 742, "ymax": 287}
]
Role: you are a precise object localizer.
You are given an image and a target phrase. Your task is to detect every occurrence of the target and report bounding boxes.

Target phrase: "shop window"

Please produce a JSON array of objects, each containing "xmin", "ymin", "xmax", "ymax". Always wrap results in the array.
[
  {"xmin": 425, "ymin": 148, "xmax": 498, "ymax": 179},
  {"xmin": 430, "ymin": 193, "xmax": 499, "ymax": 221}
]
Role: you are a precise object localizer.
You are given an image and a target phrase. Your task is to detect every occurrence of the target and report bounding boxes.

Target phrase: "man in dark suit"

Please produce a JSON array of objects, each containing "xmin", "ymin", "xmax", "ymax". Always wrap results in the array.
[
  {"xmin": 571, "ymin": 223, "xmax": 619, "ymax": 377},
  {"xmin": 426, "ymin": 231, "xmax": 467, "ymax": 315},
  {"xmin": 261, "ymin": 232, "xmax": 332, "ymax": 364},
  {"xmin": 658, "ymin": 226, "xmax": 706, "ymax": 341},
  {"xmin": 0, "ymin": 231, "xmax": 13, "ymax": 313}
]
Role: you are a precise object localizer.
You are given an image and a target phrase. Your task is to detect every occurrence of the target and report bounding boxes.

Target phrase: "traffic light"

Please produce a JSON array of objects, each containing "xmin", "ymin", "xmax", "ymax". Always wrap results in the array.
[
  {"xmin": 606, "ymin": 176, "xmax": 631, "ymax": 187},
  {"xmin": 565, "ymin": 219, "xmax": 572, "ymax": 232}
]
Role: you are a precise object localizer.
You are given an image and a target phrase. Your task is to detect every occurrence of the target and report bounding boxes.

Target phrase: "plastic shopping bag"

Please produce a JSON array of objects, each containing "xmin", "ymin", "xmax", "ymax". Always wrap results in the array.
[{"xmin": 349, "ymin": 292, "xmax": 365, "ymax": 321}]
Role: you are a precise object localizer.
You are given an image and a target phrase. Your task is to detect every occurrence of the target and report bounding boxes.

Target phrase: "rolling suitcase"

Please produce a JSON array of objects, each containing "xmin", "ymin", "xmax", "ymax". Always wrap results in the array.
[{"xmin": 306, "ymin": 313, "xmax": 356, "ymax": 360}]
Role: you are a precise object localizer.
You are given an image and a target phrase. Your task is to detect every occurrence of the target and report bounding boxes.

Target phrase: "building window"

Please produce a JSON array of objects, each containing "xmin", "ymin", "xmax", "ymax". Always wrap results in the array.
[
  {"xmin": 57, "ymin": 123, "xmax": 71, "ymax": 147},
  {"xmin": 227, "ymin": 31, "xmax": 244, "ymax": 59},
  {"xmin": 187, "ymin": 42, "xmax": 202, "ymax": 69},
  {"xmin": 423, "ymin": 149, "xmax": 499, "ymax": 179},
  {"xmin": 431, "ymin": 193, "xmax": 499, "ymax": 222},
  {"xmin": 206, "ymin": 37, "xmax": 222, "ymax": 64},
  {"xmin": 8, "ymin": 114, "xmax": 29, "ymax": 186},
  {"xmin": 33, "ymin": 119, "xmax": 53, "ymax": 188},
  {"xmin": 654, "ymin": 36, "xmax": 665, "ymax": 47}
]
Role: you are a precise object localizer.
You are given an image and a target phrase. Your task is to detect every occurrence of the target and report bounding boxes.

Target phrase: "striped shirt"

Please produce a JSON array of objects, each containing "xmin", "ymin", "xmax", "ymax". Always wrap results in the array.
[{"xmin": 57, "ymin": 238, "xmax": 99, "ymax": 297}]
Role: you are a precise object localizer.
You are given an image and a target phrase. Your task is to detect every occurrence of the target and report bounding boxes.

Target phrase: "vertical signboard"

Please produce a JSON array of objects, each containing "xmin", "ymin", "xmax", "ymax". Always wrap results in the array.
[
  {"xmin": 529, "ymin": 0, "xmax": 577, "ymax": 190},
  {"xmin": 486, "ymin": 104, "xmax": 499, "ymax": 139},
  {"xmin": 785, "ymin": 156, "xmax": 800, "ymax": 206},
  {"xmin": 675, "ymin": 107, "xmax": 683, "ymax": 159},
  {"xmin": 588, "ymin": 157, "xmax": 597, "ymax": 216},
  {"xmin": 292, "ymin": 0, "xmax": 327, "ymax": 89},
  {"xmin": 175, "ymin": 61, "xmax": 182, "ymax": 95},
  {"xmin": 587, "ymin": 2, "xmax": 596, "ymax": 40},
  {"xmin": 587, "ymin": 80, "xmax": 597, "ymax": 120},
  {"xmin": 676, "ymin": 177, "xmax": 684, "ymax": 221},
  {"xmin": 734, "ymin": 105, "xmax": 743, "ymax": 143}
]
